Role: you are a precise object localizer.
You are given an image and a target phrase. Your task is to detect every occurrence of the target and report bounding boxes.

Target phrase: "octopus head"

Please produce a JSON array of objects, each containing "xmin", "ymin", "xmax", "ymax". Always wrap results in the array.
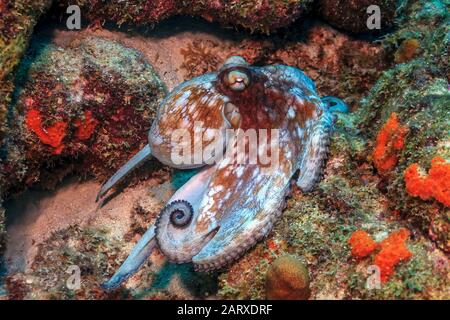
[
  {"xmin": 218, "ymin": 56, "xmax": 254, "ymax": 93},
  {"xmin": 220, "ymin": 56, "xmax": 251, "ymax": 92}
]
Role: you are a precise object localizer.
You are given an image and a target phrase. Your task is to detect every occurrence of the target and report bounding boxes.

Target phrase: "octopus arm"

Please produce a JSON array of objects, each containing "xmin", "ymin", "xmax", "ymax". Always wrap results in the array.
[
  {"xmin": 192, "ymin": 153, "xmax": 295, "ymax": 270},
  {"xmin": 96, "ymin": 144, "xmax": 152, "ymax": 202},
  {"xmin": 261, "ymin": 65, "xmax": 317, "ymax": 95},
  {"xmin": 295, "ymin": 106, "xmax": 334, "ymax": 192},
  {"xmin": 102, "ymin": 225, "xmax": 157, "ymax": 290}
]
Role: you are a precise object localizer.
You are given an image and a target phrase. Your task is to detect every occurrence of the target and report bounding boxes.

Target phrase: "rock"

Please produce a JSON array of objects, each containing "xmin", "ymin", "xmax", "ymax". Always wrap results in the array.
[
  {"xmin": 0, "ymin": 0, "xmax": 53, "ymax": 159},
  {"xmin": 270, "ymin": 23, "xmax": 388, "ymax": 110},
  {"xmin": 318, "ymin": 0, "xmax": 398, "ymax": 33},
  {"xmin": 218, "ymin": 1, "xmax": 449, "ymax": 300},
  {"xmin": 265, "ymin": 255, "xmax": 310, "ymax": 300},
  {"xmin": 356, "ymin": 0, "xmax": 450, "ymax": 252},
  {"xmin": 3, "ymin": 36, "xmax": 167, "ymax": 193},
  {"xmin": 57, "ymin": 0, "xmax": 314, "ymax": 34},
  {"xmin": 24, "ymin": 225, "xmax": 128, "ymax": 300}
]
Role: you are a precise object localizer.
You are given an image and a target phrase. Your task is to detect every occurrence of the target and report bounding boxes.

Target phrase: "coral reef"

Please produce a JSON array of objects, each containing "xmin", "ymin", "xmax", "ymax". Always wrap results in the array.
[
  {"xmin": 57, "ymin": 0, "xmax": 314, "ymax": 34},
  {"xmin": 180, "ymin": 23, "xmax": 389, "ymax": 111},
  {"xmin": 218, "ymin": 1, "xmax": 449, "ymax": 298},
  {"xmin": 5, "ymin": 182, "xmax": 218, "ymax": 300},
  {"xmin": 2, "ymin": 36, "xmax": 166, "ymax": 196},
  {"xmin": 18, "ymin": 225, "xmax": 129, "ymax": 299},
  {"xmin": 218, "ymin": 162, "xmax": 449, "ymax": 299},
  {"xmin": 356, "ymin": 0, "xmax": 450, "ymax": 252},
  {"xmin": 180, "ymin": 38, "xmax": 278, "ymax": 80},
  {"xmin": 265, "ymin": 255, "xmax": 311, "ymax": 300},
  {"xmin": 0, "ymin": 0, "xmax": 449, "ymax": 301},
  {"xmin": 271, "ymin": 24, "xmax": 389, "ymax": 110},
  {"xmin": 317, "ymin": 0, "xmax": 398, "ymax": 34}
]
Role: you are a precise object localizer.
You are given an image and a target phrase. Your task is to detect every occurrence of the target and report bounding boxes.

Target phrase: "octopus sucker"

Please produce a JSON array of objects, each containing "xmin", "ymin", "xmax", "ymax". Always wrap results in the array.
[{"xmin": 99, "ymin": 56, "xmax": 348, "ymax": 290}]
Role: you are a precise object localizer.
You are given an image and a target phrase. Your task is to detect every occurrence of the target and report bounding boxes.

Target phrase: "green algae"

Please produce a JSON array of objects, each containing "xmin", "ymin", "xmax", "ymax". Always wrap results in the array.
[
  {"xmin": 0, "ymin": 0, "xmax": 53, "ymax": 149},
  {"xmin": 352, "ymin": 0, "xmax": 450, "ymax": 251}
]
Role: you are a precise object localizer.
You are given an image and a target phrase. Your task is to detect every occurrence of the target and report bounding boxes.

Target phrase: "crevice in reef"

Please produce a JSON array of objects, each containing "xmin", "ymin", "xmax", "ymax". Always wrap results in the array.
[{"xmin": 2, "ymin": 10, "xmax": 392, "ymax": 199}]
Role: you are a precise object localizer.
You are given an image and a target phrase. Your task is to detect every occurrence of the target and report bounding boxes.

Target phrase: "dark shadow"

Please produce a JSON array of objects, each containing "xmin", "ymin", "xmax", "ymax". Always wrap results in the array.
[
  {"xmin": 0, "ymin": 22, "xmax": 54, "ymax": 160},
  {"xmin": 4, "ymin": 175, "xmax": 81, "ymax": 228},
  {"xmin": 0, "ymin": 256, "xmax": 6, "ymax": 296},
  {"xmin": 171, "ymin": 168, "xmax": 202, "ymax": 190},
  {"xmin": 134, "ymin": 261, "xmax": 219, "ymax": 299},
  {"xmin": 96, "ymin": 187, "xmax": 125, "ymax": 209}
]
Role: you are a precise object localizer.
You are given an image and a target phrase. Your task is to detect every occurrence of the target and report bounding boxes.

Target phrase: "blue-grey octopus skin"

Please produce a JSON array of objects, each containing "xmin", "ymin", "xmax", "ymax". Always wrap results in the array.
[{"xmin": 99, "ymin": 56, "xmax": 347, "ymax": 290}]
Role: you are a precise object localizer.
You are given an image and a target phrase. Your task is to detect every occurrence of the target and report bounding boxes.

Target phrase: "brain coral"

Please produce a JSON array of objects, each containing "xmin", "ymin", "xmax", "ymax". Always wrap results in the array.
[{"xmin": 265, "ymin": 255, "xmax": 311, "ymax": 300}]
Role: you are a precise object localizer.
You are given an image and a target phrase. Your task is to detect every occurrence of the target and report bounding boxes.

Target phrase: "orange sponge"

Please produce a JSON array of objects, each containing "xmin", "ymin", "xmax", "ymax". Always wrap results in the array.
[
  {"xmin": 74, "ymin": 111, "xmax": 99, "ymax": 140},
  {"xmin": 373, "ymin": 113, "xmax": 408, "ymax": 173},
  {"xmin": 404, "ymin": 157, "xmax": 450, "ymax": 207},
  {"xmin": 374, "ymin": 229, "xmax": 412, "ymax": 282},
  {"xmin": 349, "ymin": 229, "xmax": 413, "ymax": 282},
  {"xmin": 26, "ymin": 109, "xmax": 67, "ymax": 154},
  {"xmin": 348, "ymin": 230, "xmax": 378, "ymax": 259}
]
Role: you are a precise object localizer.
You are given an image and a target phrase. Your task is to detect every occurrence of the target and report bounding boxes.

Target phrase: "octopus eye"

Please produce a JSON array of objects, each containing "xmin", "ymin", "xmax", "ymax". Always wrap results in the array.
[
  {"xmin": 226, "ymin": 70, "xmax": 250, "ymax": 92},
  {"xmin": 166, "ymin": 200, "xmax": 193, "ymax": 228}
]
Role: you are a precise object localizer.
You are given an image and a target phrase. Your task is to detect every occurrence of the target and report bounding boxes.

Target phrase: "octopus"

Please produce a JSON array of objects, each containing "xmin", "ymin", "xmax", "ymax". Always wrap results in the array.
[{"xmin": 97, "ymin": 56, "xmax": 348, "ymax": 290}]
